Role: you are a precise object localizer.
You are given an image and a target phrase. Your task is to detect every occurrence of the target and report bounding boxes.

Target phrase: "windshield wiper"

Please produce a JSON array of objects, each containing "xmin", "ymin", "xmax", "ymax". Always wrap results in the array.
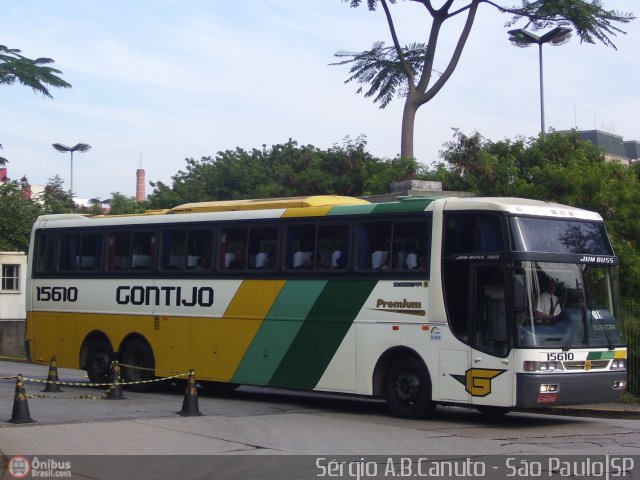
[
  {"xmin": 594, "ymin": 310, "xmax": 615, "ymax": 351},
  {"xmin": 562, "ymin": 326, "xmax": 574, "ymax": 352}
]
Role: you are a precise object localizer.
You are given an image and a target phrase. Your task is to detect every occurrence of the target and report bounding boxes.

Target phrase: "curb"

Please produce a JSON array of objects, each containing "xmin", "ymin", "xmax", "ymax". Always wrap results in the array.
[
  {"xmin": 526, "ymin": 406, "xmax": 640, "ymax": 420},
  {"xmin": 0, "ymin": 356, "xmax": 29, "ymax": 364}
]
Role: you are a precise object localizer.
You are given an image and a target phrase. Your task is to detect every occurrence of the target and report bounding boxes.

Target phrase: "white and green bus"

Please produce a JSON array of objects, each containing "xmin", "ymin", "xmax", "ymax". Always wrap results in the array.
[{"xmin": 26, "ymin": 195, "xmax": 627, "ymax": 418}]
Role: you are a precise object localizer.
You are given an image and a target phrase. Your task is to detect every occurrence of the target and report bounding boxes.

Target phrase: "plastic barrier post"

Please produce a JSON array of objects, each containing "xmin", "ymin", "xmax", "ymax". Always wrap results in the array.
[
  {"xmin": 105, "ymin": 361, "xmax": 125, "ymax": 400},
  {"xmin": 42, "ymin": 356, "xmax": 63, "ymax": 393},
  {"xmin": 8, "ymin": 375, "xmax": 35, "ymax": 424},
  {"xmin": 177, "ymin": 369, "xmax": 202, "ymax": 416}
]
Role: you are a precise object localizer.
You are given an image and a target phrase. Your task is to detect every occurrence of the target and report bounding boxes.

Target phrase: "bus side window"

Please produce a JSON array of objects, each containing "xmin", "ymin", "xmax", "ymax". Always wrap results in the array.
[
  {"xmin": 36, "ymin": 234, "xmax": 56, "ymax": 273},
  {"xmin": 79, "ymin": 234, "xmax": 102, "ymax": 270},
  {"xmin": 286, "ymin": 225, "xmax": 316, "ymax": 269},
  {"xmin": 358, "ymin": 222, "xmax": 391, "ymax": 270},
  {"xmin": 220, "ymin": 227, "xmax": 247, "ymax": 270},
  {"xmin": 161, "ymin": 230, "xmax": 186, "ymax": 271},
  {"xmin": 108, "ymin": 232, "xmax": 131, "ymax": 271},
  {"xmin": 317, "ymin": 224, "xmax": 349, "ymax": 270},
  {"xmin": 59, "ymin": 233, "xmax": 81, "ymax": 271},
  {"xmin": 393, "ymin": 221, "xmax": 429, "ymax": 271},
  {"xmin": 131, "ymin": 232, "xmax": 156, "ymax": 270},
  {"xmin": 187, "ymin": 230, "xmax": 213, "ymax": 272},
  {"xmin": 248, "ymin": 227, "xmax": 277, "ymax": 270}
]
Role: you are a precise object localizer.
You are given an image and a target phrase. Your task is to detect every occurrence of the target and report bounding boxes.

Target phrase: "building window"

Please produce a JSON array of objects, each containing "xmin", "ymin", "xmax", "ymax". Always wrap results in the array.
[{"xmin": 1, "ymin": 264, "xmax": 20, "ymax": 291}]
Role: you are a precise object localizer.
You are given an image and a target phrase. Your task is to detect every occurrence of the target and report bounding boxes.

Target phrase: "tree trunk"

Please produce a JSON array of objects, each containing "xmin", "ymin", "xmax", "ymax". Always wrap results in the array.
[{"xmin": 400, "ymin": 96, "xmax": 418, "ymax": 159}]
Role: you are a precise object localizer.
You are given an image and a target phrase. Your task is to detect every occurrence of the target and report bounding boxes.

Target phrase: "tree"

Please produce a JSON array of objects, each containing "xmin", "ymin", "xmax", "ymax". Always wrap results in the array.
[
  {"xmin": 0, "ymin": 180, "xmax": 42, "ymax": 252},
  {"xmin": 0, "ymin": 144, "xmax": 7, "ymax": 166},
  {"xmin": 107, "ymin": 192, "xmax": 148, "ymax": 215},
  {"xmin": 0, "ymin": 45, "xmax": 71, "ymax": 98},
  {"xmin": 38, "ymin": 175, "xmax": 75, "ymax": 213},
  {"xmin": 334, "ymin": 1, "xmax": 634, "ymax": 159},
  {"xmin": 147, "ymin": 138, "xmax": 416, "ymax": 209}
]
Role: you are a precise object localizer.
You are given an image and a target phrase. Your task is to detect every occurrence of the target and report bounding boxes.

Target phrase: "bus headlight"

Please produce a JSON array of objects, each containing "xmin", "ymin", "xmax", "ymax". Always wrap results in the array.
[
  {"xmin": 611, "ymin": 359, "xmax": 626, "ymax": 370},
  {"xmin": 540, "ymin": 384, "xmax": 559, "ymax": 393},
  {"xmin": 524, "ymin": 361, "xmax": 564, "ymax": 372}
]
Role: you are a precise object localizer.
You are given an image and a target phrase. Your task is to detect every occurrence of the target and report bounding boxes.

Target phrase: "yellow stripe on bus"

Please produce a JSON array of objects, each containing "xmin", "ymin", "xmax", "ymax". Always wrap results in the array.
[
  {"xmin": 281, "ymin": 206, "xmax": 333, "ymax": 218},
  {"xmin": 190, "ymin": 280, "xmax": 285, "ymax": 381}
]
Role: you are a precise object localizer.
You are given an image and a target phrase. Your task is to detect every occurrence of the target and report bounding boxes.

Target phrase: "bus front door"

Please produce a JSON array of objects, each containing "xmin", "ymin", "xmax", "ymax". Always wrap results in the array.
[{"xmin": 468, "ymin": 264, "xmax": 514, "ymax": 408}]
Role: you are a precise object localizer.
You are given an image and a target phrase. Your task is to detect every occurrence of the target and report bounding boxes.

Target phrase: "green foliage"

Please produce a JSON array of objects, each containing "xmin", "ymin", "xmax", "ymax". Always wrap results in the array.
[
  {"xmin": 107, "ymin": 192, "xmax": 148, "ymax": 215},
  {"xmin": 0, "ymin": 45, "xmax": 71, "ymax": 98},
  {"xmin": 147, "ymin": 137, "xmax": 416, "ymax": 209},
  {"xmin": 38, "ymin": 175, "xmax": 74, "ymax": 213},
  {"xmin": 429, "ymin": 129, "xmax": 640, "ymax": 296},
  {"xmin": 331, "ymin": 42, "xmax": 429, "ymax": 108},
  {"xmin": 0, "ymin": 181, "xmax": 42, "ymax": 252}
]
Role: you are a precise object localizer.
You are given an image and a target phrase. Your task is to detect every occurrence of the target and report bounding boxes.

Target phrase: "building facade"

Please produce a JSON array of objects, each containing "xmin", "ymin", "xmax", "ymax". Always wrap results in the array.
[
  {"xmin": 0, "ymin": 252, "xmax": 26, "ymax": 356},
  {"xmin": 569, "ymin": 130, "xmax": 640, "ymax": 165}
]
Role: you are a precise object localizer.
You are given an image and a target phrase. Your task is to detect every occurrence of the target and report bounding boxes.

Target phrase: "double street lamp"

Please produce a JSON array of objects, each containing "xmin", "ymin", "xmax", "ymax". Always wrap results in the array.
[
  {"xmin": 507, "ymin": 27, "xmax": 572, "ymax": 135},
  {"xmin": 52, "ymin": 143, "xmax": 91, "ymax": 195}
]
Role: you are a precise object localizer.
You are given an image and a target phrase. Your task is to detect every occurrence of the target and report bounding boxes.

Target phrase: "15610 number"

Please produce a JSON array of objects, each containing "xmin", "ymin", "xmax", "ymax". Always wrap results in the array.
[
  {"xmin": 36, "ymin": 286, "xmax": 78, "ymax": 302},
  {"xmin": 544, "ymin": 352, "xmax": 574, "ymax": 361}
]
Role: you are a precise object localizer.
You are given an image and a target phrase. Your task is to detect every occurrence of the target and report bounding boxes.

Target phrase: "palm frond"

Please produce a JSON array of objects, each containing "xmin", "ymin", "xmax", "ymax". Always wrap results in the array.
[
  {"xmin": 330, "ymin": 41, "xmax": 431, "ymax": 109},
  {"xmin": 0, "ymin": 45, "xmax": 71, "ymax": 97}
]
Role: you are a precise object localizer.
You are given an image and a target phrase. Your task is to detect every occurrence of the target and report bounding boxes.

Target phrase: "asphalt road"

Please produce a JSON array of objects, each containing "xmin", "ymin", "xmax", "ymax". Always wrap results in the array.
[{"xmin": 1, "ymin": 360, "xmax": 639, "ymax": 479}]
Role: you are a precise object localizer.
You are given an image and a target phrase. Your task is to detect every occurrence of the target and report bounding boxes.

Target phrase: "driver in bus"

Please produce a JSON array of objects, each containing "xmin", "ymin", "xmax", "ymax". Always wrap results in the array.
[{"xmin": 535, "ymin": 278, "xmax": 561, "ymax": 323}]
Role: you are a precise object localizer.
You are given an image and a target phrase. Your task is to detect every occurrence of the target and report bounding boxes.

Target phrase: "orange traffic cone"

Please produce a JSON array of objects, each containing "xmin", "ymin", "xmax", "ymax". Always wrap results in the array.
[
  {"xmin": 42, "ymin": 356, "xmax": 63, "ymax": 393},
  {"xmin": 9, "ymin": 375, "xmax": 34, "ymax": 424},
  {"xmin": 177, "ymin": 370, "xmax": 202, "ymax": 416},
  {"xmin": 105, "ymin": 361, "xmax": 125, "ymax": 400}
]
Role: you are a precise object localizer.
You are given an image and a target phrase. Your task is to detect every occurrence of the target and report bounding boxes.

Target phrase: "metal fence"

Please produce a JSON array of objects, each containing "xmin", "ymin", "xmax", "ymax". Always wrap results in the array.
[{"xmin": 621, "ymin": 299, "xmax": 640, "ymax": 396}]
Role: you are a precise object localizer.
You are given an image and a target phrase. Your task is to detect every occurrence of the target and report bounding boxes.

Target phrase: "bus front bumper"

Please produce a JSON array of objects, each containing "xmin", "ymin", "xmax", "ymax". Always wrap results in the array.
[{"xmin": 515, "ymin": 372, "xmax": 627, "ymax": 408}]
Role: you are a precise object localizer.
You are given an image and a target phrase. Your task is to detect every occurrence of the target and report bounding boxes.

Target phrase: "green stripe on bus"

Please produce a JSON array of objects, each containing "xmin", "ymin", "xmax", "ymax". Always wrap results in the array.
[
  {"xmin": 328, "ymin": 204, "xmax": 377, "ymax": 216},
  {"xmin": 371, "ymin": 199, "xmax": 433, "ymax": 214},
  {"xmin": 268, "ymin": 280, "xmax": 377, "ymax": 390},
  {"xmin": 230, "ymin": 280, "xmax": 327, "ymax": 385},
  {"xmin": 587, "ymin": 351, "xmax": 615, "ymax": 360}
]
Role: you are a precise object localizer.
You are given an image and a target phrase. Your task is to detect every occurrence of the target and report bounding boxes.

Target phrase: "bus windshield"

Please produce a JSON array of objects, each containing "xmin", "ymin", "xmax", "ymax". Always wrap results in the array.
[{"xmin": 514, "ymin": 261, "xmax": 623, "ymax": 349}]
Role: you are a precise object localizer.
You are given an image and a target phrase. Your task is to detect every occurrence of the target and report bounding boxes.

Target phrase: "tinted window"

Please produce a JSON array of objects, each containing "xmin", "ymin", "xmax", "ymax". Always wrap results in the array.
[
  {"xmin": 510, "ymin": 218, "xmax": 612, "ymax": 255},
  {"xmin": 444, "ymin": 214, "xmax": 504, "ymax": 256}
]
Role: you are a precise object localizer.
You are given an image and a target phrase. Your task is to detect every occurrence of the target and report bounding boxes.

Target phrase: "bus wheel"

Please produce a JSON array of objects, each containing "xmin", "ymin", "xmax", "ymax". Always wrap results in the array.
[
  {"xmin": 120, "ymin": 339, "xmax": 155, "ymax": 392},
  {"xmin": 86, "ymin": 342, "xmax": 113, "ymax": 384},
  {"xmin": 384, "ymin": 357, "xmax": 435, "ymax": 419},
  {"xmin": 475, "ymin": 406, "xmax": 511, "ymax": 418}
]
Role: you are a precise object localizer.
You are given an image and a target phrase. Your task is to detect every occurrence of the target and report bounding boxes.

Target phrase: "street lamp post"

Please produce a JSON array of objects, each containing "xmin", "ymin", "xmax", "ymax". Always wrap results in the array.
[
  {"xmin": 507, "ymin": 27, "xmax": 572, "ymax": 136},
  {"xmin": 52, "ymin": 143, "xmax": 91, "ymax": 195}
]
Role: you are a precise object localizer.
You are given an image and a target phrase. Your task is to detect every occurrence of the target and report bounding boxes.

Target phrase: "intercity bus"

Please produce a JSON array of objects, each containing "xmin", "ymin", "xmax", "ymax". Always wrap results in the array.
[{"xmin": 25, "ymin": 195, "xmax": 627, "ymax": 418}]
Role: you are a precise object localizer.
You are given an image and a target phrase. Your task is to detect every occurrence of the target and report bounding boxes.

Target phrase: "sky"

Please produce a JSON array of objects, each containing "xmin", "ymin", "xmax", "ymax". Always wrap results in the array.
[{"xmin": 1, "ymin": 0, "xmax": 638, "ymax": 201}]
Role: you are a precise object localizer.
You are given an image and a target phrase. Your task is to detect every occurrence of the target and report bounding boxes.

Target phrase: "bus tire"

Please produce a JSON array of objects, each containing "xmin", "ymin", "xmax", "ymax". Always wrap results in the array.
[
  {"xmin": 86, "ymin": 341, "xmax": 113, "ymax": 384},
  {"xmin": 384, "ymin": 357, "xmax": 435, "ymax": 419},
  {"xmin": 120, "ymin": 339, "xmax": 155, "ymax": 392}
]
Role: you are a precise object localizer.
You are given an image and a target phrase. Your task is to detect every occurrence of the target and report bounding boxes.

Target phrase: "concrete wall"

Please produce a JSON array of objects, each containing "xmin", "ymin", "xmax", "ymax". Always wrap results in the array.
[
  {"xmin": 0, "ymin": 321, "xmax": 24, "ymax": 356},
  {"xmin": 0, "ymin": 252, "xmax": 27, "ymax": 356}
]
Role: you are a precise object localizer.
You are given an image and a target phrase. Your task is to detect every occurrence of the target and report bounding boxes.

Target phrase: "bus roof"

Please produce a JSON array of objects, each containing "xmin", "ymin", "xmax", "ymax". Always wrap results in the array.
[
  {"xmin": 440, "ymin": 197, "xmax": 603, "ymax": 221},
  {"xmin": 32, "ymin": 195, "xmax": 603, "ymax": 229},
  {"xmin": 168, "ymin": 195, "xmax": 370, "ymax": 213}
]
